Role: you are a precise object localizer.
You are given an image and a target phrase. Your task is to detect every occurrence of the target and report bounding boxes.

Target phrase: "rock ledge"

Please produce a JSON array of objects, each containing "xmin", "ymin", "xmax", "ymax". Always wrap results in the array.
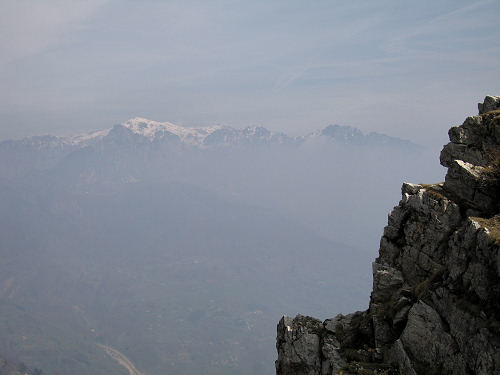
[{"xmin": 276, "ymin": 96, "xmax": 500, "ymax": 375}]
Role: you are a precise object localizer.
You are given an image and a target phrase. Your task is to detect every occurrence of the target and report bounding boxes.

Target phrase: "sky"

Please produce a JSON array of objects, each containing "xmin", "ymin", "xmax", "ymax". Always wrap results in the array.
[{"xmin": 1, "ymin": 0, "xmax": 499, "ymax": 148}]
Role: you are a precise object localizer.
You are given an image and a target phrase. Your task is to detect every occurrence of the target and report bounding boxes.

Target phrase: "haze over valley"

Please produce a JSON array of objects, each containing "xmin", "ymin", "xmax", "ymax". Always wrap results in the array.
[{"xmin": 0, "ymin": 119, "xmax": 443, "ymax": 374}]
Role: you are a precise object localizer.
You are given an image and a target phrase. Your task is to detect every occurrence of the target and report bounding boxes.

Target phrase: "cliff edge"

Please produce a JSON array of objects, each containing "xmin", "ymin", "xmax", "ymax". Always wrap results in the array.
[{"xmin": 276, "ymin": 96, "xmax": 500, "ymax": 375}]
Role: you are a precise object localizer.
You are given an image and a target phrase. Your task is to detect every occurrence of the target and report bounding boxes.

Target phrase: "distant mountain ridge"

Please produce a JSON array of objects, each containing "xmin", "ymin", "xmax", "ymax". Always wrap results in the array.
[
  {"xmin": 0, "ymin": 118, "xmax": 419, "ymax": 150},
  {"xmin": 0, "ymin": 113, "xmax": 443, "ymax": 375}
]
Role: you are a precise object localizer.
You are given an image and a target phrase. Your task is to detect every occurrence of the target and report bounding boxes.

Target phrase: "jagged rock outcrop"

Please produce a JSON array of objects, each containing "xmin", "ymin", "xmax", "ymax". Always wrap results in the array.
[{"xmin": 276, "ymin": 96, "xmax": 500, "ymax": 375}]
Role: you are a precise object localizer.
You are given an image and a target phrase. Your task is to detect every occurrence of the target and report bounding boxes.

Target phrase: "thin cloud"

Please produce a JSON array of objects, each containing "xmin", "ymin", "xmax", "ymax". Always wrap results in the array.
[
  {"xmin": 0, "ymin": 0, "xmax": 109, "ymax": 65},
  {"xmin": 383, "ymin": 0, "xmax": 499, "ymax": 56}
]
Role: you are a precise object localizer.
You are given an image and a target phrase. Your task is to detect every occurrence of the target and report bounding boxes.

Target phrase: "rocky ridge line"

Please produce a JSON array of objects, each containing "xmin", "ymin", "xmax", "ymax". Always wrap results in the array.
[
  {"xmin": 275, "ymin": 96, "xmax": 500, "ymax": 375},
  {"xmin": 1, "ymin": 120, "xmax": 418, "ymax": 150}
]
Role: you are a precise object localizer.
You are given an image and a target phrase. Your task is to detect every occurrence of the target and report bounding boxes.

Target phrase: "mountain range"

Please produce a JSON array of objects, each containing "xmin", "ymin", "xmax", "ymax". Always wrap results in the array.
[
  {"xmin": 1, "ymin": 117, "xmax": 418, "ymax": 149},
  {"xmin": 0, "ymin": 118, "xmax": 439, "ymax": 375}
]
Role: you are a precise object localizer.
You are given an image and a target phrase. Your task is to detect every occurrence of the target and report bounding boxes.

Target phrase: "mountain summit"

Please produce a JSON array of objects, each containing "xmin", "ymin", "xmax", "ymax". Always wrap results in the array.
[{"xmin": 121, "ymin": 117, "xmax": 223, "ymax": 144}]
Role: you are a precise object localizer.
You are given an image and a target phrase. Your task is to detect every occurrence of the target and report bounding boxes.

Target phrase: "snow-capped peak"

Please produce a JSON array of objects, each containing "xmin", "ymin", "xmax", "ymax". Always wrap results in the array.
[
  {"xmin": 68, "ymin": 128, "xmax": 111, "ymax": 145},
  {"xmin": 121, "ymin": 117, "xmax": 223, "ymax": 145}
]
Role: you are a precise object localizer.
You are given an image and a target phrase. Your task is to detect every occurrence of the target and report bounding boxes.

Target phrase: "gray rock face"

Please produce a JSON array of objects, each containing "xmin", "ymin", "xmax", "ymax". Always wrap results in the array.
[
  {"xmin": 276, "ymin": 315, "xmax": 323, "ymax": 375},
  {"xmin": 276, "ymin": 96, "xmax": 500, "ymax": 375},
  {"xmin": 440, "ymin": 97, "xmax": 500, "ymax": 215},
  {"xmin": 399, "ymin": 301, "xmax": 467, "ymax": 375},
  {"xmin": 478, "ymin": 95, "xmax": 500, "ymax": 114}
]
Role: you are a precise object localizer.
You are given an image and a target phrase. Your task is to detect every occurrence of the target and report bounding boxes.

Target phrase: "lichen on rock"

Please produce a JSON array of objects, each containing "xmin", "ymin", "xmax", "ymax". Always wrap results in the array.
[{"xmin": 276, "ymin": 96, "xmax": 500, "ymax": 375}]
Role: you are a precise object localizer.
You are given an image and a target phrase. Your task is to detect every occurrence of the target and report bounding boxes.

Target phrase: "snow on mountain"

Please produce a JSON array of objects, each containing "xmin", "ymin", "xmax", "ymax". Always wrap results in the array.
[
  {"xmin": 67, "ymin": 128, "xmax": 111, "ymax": 145},
  {"xmin": 121, "ymin": 117, "xmax": 223, "ymax": 145},
  {"xmin": 119, "ymin": 118, "xmax": 296, "ymax": 147},
  {"xmin": 0, "ymin": 118, "xmax": 418, "ymax": 150}
]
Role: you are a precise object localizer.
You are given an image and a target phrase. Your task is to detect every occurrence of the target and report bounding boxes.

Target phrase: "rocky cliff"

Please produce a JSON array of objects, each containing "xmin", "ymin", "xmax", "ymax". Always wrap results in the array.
[{"xmin": 276, "ymin": 96, "xmax": 500, "ymax": 375}]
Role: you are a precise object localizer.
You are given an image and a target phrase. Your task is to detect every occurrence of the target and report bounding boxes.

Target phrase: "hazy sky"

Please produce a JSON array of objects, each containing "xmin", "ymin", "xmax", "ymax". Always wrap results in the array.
[{"xmin": 1, "ymin": 0, "xmax": 499, "ymax": 147}]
